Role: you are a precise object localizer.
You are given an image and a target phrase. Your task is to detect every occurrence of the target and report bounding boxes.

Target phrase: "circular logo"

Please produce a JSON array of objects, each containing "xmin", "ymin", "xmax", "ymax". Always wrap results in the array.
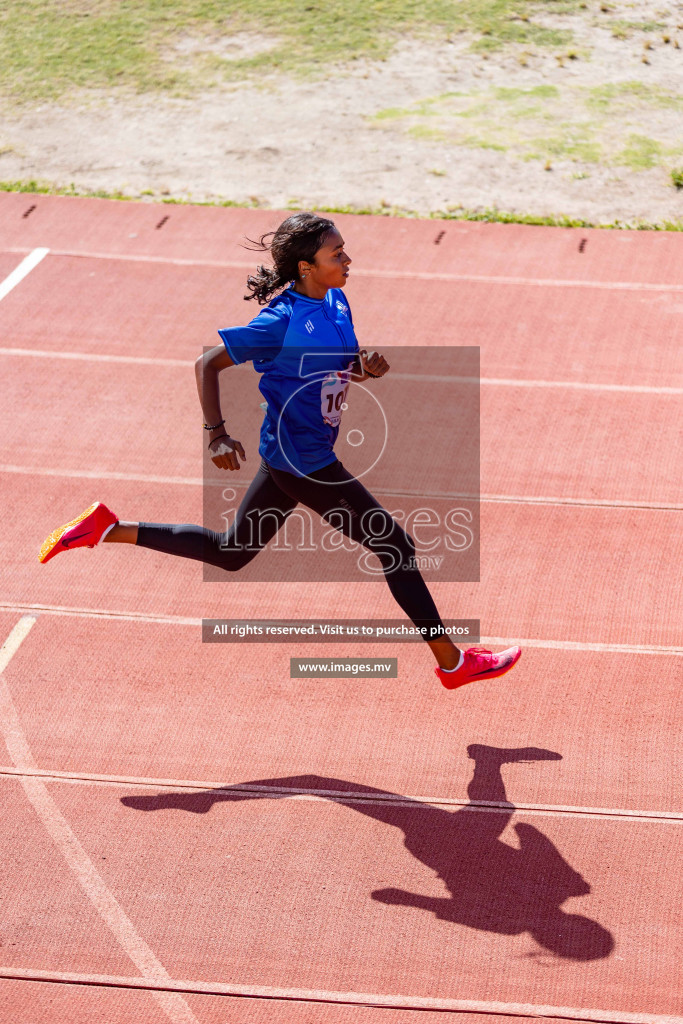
[{"xmin": 276, "ymin": 378, "xmax": 388, "ymax": 483}]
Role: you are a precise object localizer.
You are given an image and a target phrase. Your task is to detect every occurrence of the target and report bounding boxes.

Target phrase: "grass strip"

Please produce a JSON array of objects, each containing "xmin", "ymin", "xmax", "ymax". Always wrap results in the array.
[{"xmin": 2, "ymin": 180, "xmax": 681, "ymax": 230}]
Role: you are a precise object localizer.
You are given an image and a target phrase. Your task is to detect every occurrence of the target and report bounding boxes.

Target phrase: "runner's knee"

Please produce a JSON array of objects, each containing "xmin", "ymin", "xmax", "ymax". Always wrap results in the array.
[{"xmin": 359, "ymin": 511, "xmax": 416, "ymax": 572}]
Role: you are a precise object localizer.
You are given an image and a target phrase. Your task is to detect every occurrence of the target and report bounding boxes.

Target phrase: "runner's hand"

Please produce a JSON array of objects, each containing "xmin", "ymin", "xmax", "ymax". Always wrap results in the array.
[
  {"xmin": 208, "ymin": 434, "xmax": 246, "ymax": 471},
  {"xmin": 360, "ymin": 349, "xmax": 390, "ymax": 379}
]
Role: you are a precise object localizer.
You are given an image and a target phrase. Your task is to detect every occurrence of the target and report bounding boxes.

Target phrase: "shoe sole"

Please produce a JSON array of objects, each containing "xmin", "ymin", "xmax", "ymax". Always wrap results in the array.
[{"xmin": 39, "ymin": 502, "xmax": 100, "ymax": 564}]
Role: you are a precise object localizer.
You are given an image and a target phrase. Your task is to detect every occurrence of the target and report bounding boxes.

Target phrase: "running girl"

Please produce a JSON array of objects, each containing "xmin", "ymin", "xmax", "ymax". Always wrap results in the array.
[{"xmin": 38, "ymin": 212, "xmax": 521, "ymax": 689}]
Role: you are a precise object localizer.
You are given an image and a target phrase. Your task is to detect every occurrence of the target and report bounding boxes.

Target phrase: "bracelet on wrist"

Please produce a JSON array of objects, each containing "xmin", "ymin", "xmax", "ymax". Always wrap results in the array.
[
  {"xmin": 208, "ymin": 433, "xmax": 230, "ymax": 449},
  {"xmin": 203, "ymin": 418, "xmax": 225, "ymax": 431}
]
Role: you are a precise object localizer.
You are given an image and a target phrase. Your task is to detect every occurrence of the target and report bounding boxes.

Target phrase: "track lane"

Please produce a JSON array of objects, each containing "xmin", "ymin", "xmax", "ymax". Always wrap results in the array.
[
  {"xmin": 1, "ymin": 251, "xmax": 681, "ymax": 387},
  {"xmin": 0, "ymin": 775, "xmax": 678, "ymax": 1016},
  {"xmin": 0, "ymin": 774, "xmax": 136, "ymax": 979},
  {"xmin": 3, "ymin": 469, "xmax": 679, "ymax": 645},
  {"xmin": 0, "ymin": 977, "xmax": 585, "ymax": 1024},
  {"xmin": 1, "ymin": 357, "xmax": 681, "ymax": 503},
  {"xmin": 2, "ymin": 195, "xmax": 681, "ymax": 1022},
  {"xmin": 1, "ymin": 192, "xmax": 681, "ymax": 285},
  {"xmin": 2, "ymin": 615, "xmax": 681, "ymax": 812}
]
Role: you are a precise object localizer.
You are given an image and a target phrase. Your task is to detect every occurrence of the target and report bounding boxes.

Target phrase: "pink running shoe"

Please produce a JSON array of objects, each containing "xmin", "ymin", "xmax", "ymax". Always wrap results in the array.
[
  {"xmin": 435, "ymin": 646, "xmax": 522, "ymax": 690},
  {"xmin": 39, "ymin": 502, "xmax": 118, "ymax": 564}
]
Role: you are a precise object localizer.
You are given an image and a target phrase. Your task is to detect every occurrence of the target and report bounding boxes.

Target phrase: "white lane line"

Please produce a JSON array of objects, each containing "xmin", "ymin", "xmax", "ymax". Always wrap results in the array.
[
  {"xmin": 5, "ymin": 244, "xmax": 683, "ymax": 293},
  {"xmin": 369, "ymin": 267, "xmax": 683, "ymax": 293},
  {"xmin": 0, "ymin": 617, "xmax": 198, "ymax": 1024},
  {"xmin": 381, "ymin": 487, "xmax": 683, "ymax": 511},
  {"xmin": 2, "ymin": 463, "xmax": 681, "ymax": 511},
  {"xmin": 482, "ymin": 635, "xmax": 683, "ymax": 655},
  {"xmin": 1, "ymin": 601, "xmax": 681, "ymax": 655},
  {"xmin": 393, "ymin": 372, "xmax": 683, "ymax": 396},
  {"xmin": 0, "ymin": 248, "xmax": 49, "ymax": 302},
  {"xmin": 0, "ymin": 601, "xmax": 200, "ymax": 626},
  {"xmin": 0, "ymin": 766, "xmax": 681, "ymax": 824},
  {"xmin": 2, "ymin": 347, "xmax": 682, "ymax": 396},
  {"xmin": 0, "ymin": 462, "xmax": 206, "ymax": 488},
  {"xmin": 0, "ymin": 614, "xmax": 36, "ymax": 672},
  {"xmin": 476, "ymin": 493, "xmax": 683, "ymax": 511},
  {"xmin": 0, "ymin": 966, "xmax": 680, "ymax": 1024},
  {"xmin": 0, "ymin": 346, "xmax": 188, "ymax": 368},
  {"xmin": 0, "ymin": 620, "xmax": 38, "ymax": 774}
]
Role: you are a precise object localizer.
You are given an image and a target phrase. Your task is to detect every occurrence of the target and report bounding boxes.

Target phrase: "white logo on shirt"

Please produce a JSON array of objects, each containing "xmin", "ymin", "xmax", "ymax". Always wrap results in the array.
[
  {"xmin": 304, "ymin": 319, "xmax": 314, "ymax": 334},
  {"xmin": 336, "ymin": 300, "xmax": 349, "ymax": 316}
]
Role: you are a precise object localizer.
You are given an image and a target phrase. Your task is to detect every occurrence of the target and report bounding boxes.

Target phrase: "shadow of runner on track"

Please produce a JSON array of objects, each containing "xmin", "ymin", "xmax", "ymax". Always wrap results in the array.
[{"xmin": 122, "ymin": 745, "xmax": 614, "ymax": 961}]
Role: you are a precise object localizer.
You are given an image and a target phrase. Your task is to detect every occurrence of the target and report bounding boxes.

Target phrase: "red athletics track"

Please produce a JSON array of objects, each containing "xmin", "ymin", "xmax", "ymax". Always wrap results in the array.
[{"xmin": 0, "ymin": 192, "xmax": 682, "ymax": 1023}]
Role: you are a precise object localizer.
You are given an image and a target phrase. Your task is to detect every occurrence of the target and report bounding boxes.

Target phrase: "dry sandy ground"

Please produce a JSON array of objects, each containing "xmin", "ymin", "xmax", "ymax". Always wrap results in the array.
[{"xmin": 2, "ymin": 2, "xmax": 683, "ymax": 223}]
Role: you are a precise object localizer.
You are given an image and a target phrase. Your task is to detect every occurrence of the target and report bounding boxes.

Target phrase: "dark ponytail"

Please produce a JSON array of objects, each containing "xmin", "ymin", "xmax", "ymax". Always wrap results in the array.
[{"xmin": 243, "ymin": 212, "xmax": 335, "ymax": 304}]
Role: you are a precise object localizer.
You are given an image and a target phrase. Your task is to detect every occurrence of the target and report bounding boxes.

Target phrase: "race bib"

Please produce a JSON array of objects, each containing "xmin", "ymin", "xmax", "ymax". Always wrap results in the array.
[{"xmin": 320, "ymin": 366, "xmax": 352, "ymax": 427}]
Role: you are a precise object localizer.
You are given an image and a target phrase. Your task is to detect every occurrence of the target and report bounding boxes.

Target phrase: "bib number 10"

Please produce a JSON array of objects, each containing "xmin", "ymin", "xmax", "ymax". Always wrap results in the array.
[{"xmin": 321, "ymin": 371, "xmax": 351, "ymax": 427}]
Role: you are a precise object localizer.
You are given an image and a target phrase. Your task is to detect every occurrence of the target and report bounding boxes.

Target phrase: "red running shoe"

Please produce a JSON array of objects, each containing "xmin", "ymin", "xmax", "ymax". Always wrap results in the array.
[
  {"xmin": 435, "ymin": 645, "xmax": 522, "ymax": 690},
  {"xmin": 39, "ymin": 502, "xmax": 118, "ymax": 564}
]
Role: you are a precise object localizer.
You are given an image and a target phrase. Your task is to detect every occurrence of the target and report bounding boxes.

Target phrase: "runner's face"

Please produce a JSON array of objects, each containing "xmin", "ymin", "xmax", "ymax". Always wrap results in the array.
[{"xmin": 301, "ymin": 228, "xmax": 352, "ymax": 292}]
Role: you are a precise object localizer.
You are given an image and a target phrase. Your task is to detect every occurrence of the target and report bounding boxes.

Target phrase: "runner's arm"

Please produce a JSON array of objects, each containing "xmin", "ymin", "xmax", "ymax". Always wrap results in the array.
[
  {"xmin": 207, "ymin": 304, "xmax": 288, "ymax": 470},
  {"xmin": 194, "ymin": 345, "xmax": 246, "ymax": 470},
  {"xmin": 195, "ymin": 344, "xmax": 236, "ymax": 442}
]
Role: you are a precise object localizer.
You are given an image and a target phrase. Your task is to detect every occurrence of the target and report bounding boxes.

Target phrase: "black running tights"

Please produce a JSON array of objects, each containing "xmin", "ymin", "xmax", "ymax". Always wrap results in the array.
[{"xmin": 136, "ymin": 458, "xmax": 446, "ymax": 637}]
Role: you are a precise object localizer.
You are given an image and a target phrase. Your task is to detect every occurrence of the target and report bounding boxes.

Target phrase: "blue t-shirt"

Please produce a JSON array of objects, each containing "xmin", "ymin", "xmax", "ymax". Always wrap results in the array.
[{"xmin": 218, "ymin": 287, "xmax": 359, "ymax": 476}]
